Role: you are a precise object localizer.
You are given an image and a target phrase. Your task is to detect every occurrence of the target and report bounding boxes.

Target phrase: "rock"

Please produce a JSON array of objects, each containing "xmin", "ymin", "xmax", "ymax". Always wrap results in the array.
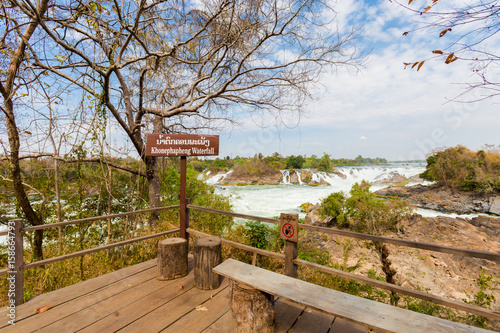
[
  {"xmin": 220, "ymin": 170, "xmax": 282, "ymax": 185},
  {"xmin": 300, "ymin": 202, "xmax": 317, "ymax": 213},
  {"xmin": 489, "ymin": 196, "xmax": 500, "ymax": 215},
  {"xmin": 375, "ymin": 184, "xmax": 499, "ymax": 215},
  {"xmin": 408, "ymin": 174, "xmax": 423, "ymax": 182},
  {"xmin": 303, "ymin": 207, "xmax": 333, "ymax": 227},
  {"xmin": 331, "ymin": 170, "xmax": 347, "ymax": 179},
  {"xmin": 373, "ymin": 172, "xmax": 408, "ymax": 186}
]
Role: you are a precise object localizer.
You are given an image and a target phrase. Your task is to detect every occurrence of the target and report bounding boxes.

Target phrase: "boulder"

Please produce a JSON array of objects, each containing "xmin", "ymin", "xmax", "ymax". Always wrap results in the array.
[
  {"xmin": 373, "ymin": 172, "xmax": 408, "ymax": 186},
  {"xmin": 489, "ymin": 196, "xmax": 500, "ymax": 215}
]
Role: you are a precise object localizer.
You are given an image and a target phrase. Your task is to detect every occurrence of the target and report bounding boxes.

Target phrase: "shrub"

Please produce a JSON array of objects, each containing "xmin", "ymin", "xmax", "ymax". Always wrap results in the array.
[
  {"xmin": 244, "ymin": 221, "xmax": 270, "ymax": 249},
  {"xmin": 319, "ymin": 181, "xmax": 413, "ymax": 234}
]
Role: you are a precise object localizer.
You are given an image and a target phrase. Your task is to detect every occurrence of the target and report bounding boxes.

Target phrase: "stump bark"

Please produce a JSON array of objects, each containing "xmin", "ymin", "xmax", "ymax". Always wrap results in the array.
[
  {"xmin": 194, "ymin": 236, "xmax": 222, "ymax": 289},
  {"xmin": 230, "ymin": 280, "xmax": 275, "ymax": 333},
  {"xmin": 157, "ymin": 238, "xmax": 188, "ymax": 280}
]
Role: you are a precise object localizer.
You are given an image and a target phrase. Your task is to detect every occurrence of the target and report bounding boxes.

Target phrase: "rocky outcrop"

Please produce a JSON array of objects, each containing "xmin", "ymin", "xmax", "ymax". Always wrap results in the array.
[
  {"xmin": 373, "ymin": 172, "xmax": 411, "ymax": 186},
  {"xmin": 302, "ymin": 204, "xmax": 335, "ymax": 227},
  {"xmin": 301, "ymin": 211, "xmax": 500, "ymax": 328},
  {"xmin": 375, "ymin": 184, "xmax": 500, "ymax": 215},
  {"xmin": 219, "ymin": 170, "xmax": 282, "ymax": 185},
  {"xmin": 211, "ymin": 169, "xmax": 420, "ymax": 187}
]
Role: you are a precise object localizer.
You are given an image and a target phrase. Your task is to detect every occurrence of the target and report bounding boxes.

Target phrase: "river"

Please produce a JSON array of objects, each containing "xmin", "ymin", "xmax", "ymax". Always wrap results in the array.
[{"xmin": 207, "ymin": 163, "xmax": 493, "ymax": 224}]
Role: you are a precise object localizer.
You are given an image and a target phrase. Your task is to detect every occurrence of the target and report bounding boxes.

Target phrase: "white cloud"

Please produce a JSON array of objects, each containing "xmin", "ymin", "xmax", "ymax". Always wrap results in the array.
[{"xmin": 219, "ymin": 0, "xmax": 500, "ymax": 160}]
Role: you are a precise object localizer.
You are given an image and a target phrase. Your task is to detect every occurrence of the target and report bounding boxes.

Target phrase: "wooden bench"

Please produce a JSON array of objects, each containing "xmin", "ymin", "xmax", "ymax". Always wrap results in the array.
[{"xmin": 213, "ymin": 259, "xmax": 493, "ymax": 333}]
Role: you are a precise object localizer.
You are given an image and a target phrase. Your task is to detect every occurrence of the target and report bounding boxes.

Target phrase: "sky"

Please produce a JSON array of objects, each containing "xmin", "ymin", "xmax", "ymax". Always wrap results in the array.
[{"xmin": 218, "ymin": 0, "xmax": 500, "ymax": 161}]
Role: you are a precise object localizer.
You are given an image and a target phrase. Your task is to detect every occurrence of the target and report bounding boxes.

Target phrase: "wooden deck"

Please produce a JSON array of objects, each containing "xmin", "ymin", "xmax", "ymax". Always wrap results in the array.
[{"xmin": 0, "ymin": 256, "xmax": 372, "ymax": 332}]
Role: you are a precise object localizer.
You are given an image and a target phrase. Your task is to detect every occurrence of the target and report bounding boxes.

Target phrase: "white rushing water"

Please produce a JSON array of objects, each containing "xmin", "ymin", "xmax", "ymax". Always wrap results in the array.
[{"xmin": 211, "ymin": 163, "xmax": 431, "ymax": 222}]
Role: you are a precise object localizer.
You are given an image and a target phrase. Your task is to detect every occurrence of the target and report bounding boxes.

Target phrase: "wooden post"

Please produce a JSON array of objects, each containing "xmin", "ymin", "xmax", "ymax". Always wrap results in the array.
[
  {"xmin": 185, "ymin": 198, "xmax": 190, "ymax": 249},
  {"xmin": 230, "ymin": 280, "xmax": 275, "ymax": 333},
  {"xmin": 280, "ymin": 213, "xmax": 298, "ymax": 278},
  {"xmin": 284, "ymin": 241, "xmax": 298, "ymax": 278},
  {"xmin": 9, "ymin": 219, "xmax": 24, "ymax": 306},
  {"xmin": 194, "ymin": 236, "xmax": 222, "ymax": 290},
  {"xmin": 157, "ymin": 238, "xmax": 188, "ymax": 280},
  {"xmin": 180, "ymin": 156, "xmax": 187, "ymax": 240}
]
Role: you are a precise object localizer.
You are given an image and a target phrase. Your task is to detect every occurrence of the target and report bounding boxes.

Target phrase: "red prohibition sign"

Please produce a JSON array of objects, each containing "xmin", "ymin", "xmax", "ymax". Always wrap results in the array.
[{"xmin": 282, "ymin": 223, "xmax": 295, "ymax": 239}]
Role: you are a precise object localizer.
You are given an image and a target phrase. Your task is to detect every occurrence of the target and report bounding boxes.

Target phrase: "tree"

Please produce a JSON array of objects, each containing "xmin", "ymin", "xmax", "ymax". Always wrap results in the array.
[
  {"xmin": 397, "ymin": 0, "xmax": 500, "ymax": 100},
  {"xmin": 0, "ymin": 0, "xmax": 50, "ymax": 260},
  {"xmin": 14, "ymin": 0, "xmax": 362, "ymax": 226},
  {"xmin": 285, "ymin": 155, "xmax": 305, "ymax": 169}
]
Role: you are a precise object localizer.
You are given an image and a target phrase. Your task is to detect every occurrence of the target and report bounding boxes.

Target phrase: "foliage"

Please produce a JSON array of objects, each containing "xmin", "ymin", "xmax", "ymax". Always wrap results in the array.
[
  {"xmin": 160, "ymin": 163, "xmax": 233, "ymax": 236},
  {"xmin": 420, "ymin": 145, "xmax": 500, "ymax": 193},
  {"xmin": 463, "ymin": 269, "xmax": 498, "ymax": 328},
  {"xmin": 318, "ymin": 153, "xmax": 333, "ymax": 172},
  {"xmin": 195, "ymin": 153, "xmax": 388, "ymax": 175},
  {"xmin": 285, "ymin": 155, "xmax": 306, "ymax": 169},
  {"xmin": 230, "ymin": 157, "xmax": 283, "ymax": 178},
  {"xmin": 318, "ymin": 192, "xmax": 348, "ymax": 227},
  {"xmin": 319, "ymin": 181, "xmax": 414, "ymax": 234},
  {"xmin": 400, "ymin": 1, "xmax": 500, "ymax": 100},
  {"xmin": 244, "ymin": 221, "xmax": 270, "ymax": 249}
]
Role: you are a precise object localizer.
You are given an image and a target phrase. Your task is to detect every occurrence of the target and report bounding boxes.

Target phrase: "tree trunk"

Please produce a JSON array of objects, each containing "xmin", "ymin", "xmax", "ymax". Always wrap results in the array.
[
  {"xmin": 4, "ymin": 98, "xmax": 44, "ymax": 260},
  {"xmin": 0, "ymin": 0, "xmax": 50, "ymax": 261},
  {"xmin": 157, "ymin": 238, "xmax": 188, "ymax": 280},
  {"xmin": 146, "ymin": 156, "xmax": 161, "ymax": 228},
  {"xmin": 194, "ymin": 236, "xmax": 222, "ymax": 290}
]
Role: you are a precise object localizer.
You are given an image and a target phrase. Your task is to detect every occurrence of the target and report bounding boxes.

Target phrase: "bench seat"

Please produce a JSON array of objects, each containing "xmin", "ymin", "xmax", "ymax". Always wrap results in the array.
[{"xmin": 213, "ymin": 259, "xmax": 493, "ymax": 333}]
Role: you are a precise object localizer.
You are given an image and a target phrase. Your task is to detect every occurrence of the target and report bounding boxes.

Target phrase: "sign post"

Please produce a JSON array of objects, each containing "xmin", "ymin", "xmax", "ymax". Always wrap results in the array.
[
  {"xmin": 280, "ymin": 213, "xmax": 298, "ymax": 278},
  {"xmin": 146, "ymin": 134, "xmax": 219, "ymax": 241},
  {"xmin": 180, "ymin": 156, "xmax": 187, "ymax": 239}
]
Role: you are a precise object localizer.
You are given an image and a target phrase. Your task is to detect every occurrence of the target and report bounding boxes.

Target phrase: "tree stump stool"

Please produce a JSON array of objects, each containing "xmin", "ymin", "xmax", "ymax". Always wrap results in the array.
[
  {"xmin": 194, "ymin": 236, "xmax": 222, "ymax": 289},
  {"xmin": 157, "ymin": 238, "xmax": 188, "ymax": 280},
  {"xmin": 230, "ymin": 280, "xmax": 275, "ymax": 333}
]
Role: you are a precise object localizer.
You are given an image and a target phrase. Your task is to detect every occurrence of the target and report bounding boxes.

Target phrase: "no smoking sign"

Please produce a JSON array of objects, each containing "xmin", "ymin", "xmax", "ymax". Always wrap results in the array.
[{"xmin": 280, "ymin": 213, "xmax": 298, "ymax": 243}]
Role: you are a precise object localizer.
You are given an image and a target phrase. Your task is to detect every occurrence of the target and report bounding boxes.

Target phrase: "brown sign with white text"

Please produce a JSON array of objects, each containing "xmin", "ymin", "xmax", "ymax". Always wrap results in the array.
[{"xmin": 146, "ymin": 134, "xmax": 219, "ymax": 157}]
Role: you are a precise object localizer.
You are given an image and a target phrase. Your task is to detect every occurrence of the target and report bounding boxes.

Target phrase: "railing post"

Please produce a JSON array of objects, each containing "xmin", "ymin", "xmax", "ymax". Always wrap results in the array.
[
  {"xmin": 8, "ymin": 219, "xmax": 24, "ymax": 307},
  {"xmin": 280, "ymin": 214, "xmax": 298, "ymax": 278},
  {"xmin": 185, "ymin": 198, "xmax": 190, "ymax": 247},
  {"xmin": 284, "ymin": 240, "xmax": 298, "ymax": 278}
]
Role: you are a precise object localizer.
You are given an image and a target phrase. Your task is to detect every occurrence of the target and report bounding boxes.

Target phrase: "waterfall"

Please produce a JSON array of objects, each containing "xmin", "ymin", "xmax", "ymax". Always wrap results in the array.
[
  {"xmin": 281, "ymin": 170, "xmax": 291, "ymax": 184},
  {"xmin": 295, "ymin": 171, "xmax": 303, "ymax": 185},
  {"xmin": 205, "ymin": 169, "xmax": 233, "ymax": 185}
]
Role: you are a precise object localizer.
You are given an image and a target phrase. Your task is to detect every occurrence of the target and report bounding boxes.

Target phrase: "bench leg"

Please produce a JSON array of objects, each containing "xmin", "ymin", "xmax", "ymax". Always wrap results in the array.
[{"xmin": 230, "ymin": 279, "xmax": 275, "ymax": 333}]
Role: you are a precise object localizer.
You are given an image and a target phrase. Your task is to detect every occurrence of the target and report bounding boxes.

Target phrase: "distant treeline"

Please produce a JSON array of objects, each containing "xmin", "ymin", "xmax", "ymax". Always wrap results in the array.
[{"xmin": 190, "ymin": 153, "xmax": 388, "ymax": 174}]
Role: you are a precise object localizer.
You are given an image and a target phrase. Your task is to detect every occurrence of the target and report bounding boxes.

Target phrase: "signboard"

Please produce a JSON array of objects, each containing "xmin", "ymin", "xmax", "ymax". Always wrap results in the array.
[
  {"xmin": 280, "ymin": 213, "xmax": 298, "ymax": 243},
  {"xmin": 146, "ymin": 134, "xmax": 219, "ymax": 157}
]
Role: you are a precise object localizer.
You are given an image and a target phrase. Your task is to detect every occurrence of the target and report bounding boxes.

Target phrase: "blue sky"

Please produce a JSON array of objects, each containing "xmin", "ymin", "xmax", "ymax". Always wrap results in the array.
[{"xmin": 219, "ymin": 0, "xmax": 500, "ymax": 160}]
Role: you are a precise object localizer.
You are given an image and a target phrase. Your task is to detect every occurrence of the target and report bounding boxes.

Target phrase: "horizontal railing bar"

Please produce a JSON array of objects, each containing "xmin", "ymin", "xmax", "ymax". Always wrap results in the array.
[
  {"xmin": 22, "ymin": 228, "xmax": 180, "ymax": 270},
  {"xmin": 299, "ymin": 223, "xmax": 500, "ymax": 262},
  {"xmin": 187, "ymin": 228, "xmax": 285, "ymax": 261},
  {"xmin": 189, "ymin": 205, "xmax": 500, "ymax": 262},
  {"xmin": 22, "ymin": 205, "xmax": 180, "ymax": 232},
  {"xmin": 0, "ymin": 268, "xmax": 8, "ymax": 277},
  {"xmin": 294, "ymin": 258, "xmax": 500, "ymax": 321},
  {"xmin": 187, "ymin": 205, "xmax": 280, "ymax": 224}
]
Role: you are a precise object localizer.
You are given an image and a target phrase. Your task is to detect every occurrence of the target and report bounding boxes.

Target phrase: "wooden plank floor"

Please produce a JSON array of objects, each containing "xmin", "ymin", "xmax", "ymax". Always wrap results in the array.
[{"xmin": 0, "ymin": 257, "xmax": 372, "ymax": 332}]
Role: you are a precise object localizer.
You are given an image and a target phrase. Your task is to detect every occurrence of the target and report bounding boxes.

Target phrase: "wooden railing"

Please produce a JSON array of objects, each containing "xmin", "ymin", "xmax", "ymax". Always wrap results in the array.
[
  {"xmin": 1, "ymin": 205, "xmax": 180, "ymax": 305},
  {"xmin": 2, "ymin": 203, "xmax": 500, "ymax": 322},
  {"xmin": 186, "ymin": 204, "xmax": 500, "ymax": 321}
]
